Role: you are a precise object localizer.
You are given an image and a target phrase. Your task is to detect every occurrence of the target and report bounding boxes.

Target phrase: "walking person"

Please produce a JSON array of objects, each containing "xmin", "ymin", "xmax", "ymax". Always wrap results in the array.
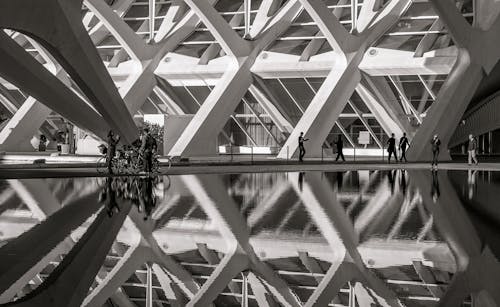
[
  {"xmin": 334, "ymin": 135, "xmax": 345, "ymax": 162},
  {"xmin": 386, "ymin": 133, "xmax": 397, "ymax": 163},
  {"xmin": 399, "ymin": 132, "xmax": 410, "ymax": 162},
  {"xmin": 467, "ymin": 134, "xmax": 478, "ymax": 165},
  {"xmin": 430, "ymin": 134, "xmax": 441, "ymax": 170},
  {"xmin": 298, "ymin": 132, "xmax": 308, "ymax": 162},
  {"xmin": 107, "ymin": 130, "xmax": 120, "ymax": 174},
  {"xmin": 140, "ymin": 127, "xmax": 157, "ymax": 172}
]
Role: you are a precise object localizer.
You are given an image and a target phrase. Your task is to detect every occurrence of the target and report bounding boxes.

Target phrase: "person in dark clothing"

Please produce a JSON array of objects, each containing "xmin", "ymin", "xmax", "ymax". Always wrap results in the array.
[
  {"xmin": 387, "ymin": 133, "xmax": 397, "ymax": 163},
  {"xmin": 467, "ymin": 134, "xmax": 478, "ymax": 165},
  {"xmin": 107, "ymin": 130, "xmax": 120, "ymax": 173},
  {"xmin": 399, "ymin": 133, "xmax": 410, "ymax": 162},
  {"xmin": 38, "ymin": 135, "xmax": 47, "ymax": 152},
  {"xmin": 298, "ymin": 132, "xmax": 308, "ymax": 162},
  {"xmin": 334, "ymin": 135, "xmax": 345, "ymax": 162},
  {"xmin": 140, "ymin": 127, "xmax": 157, "ymax": 172},
  {"xmin": 430, "ymin": 134, "xmax": 441, "ymax": 169}
]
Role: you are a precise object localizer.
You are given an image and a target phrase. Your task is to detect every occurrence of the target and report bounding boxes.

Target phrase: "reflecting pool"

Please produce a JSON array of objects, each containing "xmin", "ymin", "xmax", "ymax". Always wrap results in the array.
[{"xmin": 0, "ymin": 169, "xmax": 498, "ymax": 306}]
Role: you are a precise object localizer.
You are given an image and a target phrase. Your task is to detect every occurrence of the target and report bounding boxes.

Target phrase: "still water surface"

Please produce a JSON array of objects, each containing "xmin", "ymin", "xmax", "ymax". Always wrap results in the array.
[{"xmin": 0, "ymin": 170, "xmax": 498, "ymax": 306}]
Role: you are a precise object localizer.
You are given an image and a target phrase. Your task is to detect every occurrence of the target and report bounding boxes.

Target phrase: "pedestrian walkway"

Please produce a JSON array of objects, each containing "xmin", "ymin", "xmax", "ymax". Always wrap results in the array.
[{"xmin": 1, "ymin": 154, "xmax": 499, "ymax": 179}]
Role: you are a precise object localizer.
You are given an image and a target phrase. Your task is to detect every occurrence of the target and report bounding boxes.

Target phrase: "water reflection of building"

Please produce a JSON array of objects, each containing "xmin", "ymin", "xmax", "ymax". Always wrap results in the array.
[{"xmin": 0, "ymin": 170, "xmax": 499, "ymax": 306}]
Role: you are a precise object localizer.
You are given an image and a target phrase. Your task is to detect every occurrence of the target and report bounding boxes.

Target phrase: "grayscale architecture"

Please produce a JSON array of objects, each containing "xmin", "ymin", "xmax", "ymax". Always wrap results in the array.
[
  {"xmin": 1, "ymin": 0, "xmax": 499, "ymax": 160},
  {"xmin": 1, "ymin": 0, "xmax": 500, "ymax": 306}
]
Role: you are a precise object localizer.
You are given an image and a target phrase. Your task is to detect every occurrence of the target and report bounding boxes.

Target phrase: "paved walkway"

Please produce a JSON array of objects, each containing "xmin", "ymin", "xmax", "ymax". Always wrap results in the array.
[{"xmin": 0, "ymin": 157, "xmax": 499, "ymax": 179}]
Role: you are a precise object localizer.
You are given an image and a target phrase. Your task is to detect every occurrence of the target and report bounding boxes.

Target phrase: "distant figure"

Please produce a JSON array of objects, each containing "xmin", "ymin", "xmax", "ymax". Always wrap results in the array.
[
  {"xmin": 298, "ymin": 132, "xmax": 309, "ymax": 162},
  {"xmin": 468, "ymin": 134, "xmax": 478, "ymax": 165},
  {"xmin": 334, "ymin": 135, "xmax": 345, "ymax": 162},
  {"xmin": 399, "ymin": 133, "xmax": 410, "ymax": 162},
  {"xmin": 107, "ymin": 130, "xmax": 120, "ymax": 173},
  {"xmin": 140, "ymin": 127, "xmax": 157, "ymax": 172},
  {"xmin": 38, "ymin": 135, "xmax": 47, "ymax": 152},
  {"xmin": 430, "ymin": 134, "xmax": 441, "ymax": 169},
  {"xmin": 387, "ymin": 133, "xmax": 397, "ymax": 163}
]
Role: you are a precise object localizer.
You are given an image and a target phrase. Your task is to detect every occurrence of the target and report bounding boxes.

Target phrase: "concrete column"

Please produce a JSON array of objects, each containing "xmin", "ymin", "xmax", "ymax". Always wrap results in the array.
[
  {"xmin": 407, "ymin": 49, "xmax": 482, "ymax": 161},
  {"xmin": 0, "ymin": 191, "xmax": 102, "ymax": 299},
  {"xmin": 83, "ymin": 243, "xmax": 149, "ymax": 307},
  {"xmin": 0, "ymin": 32, "xmax": 110, "ymax": 140},
  {"xmin": 408, "ymin": 0, "xmax": 500, "ymax": 161},
  {"xmin": 362, "ymin": 75, "xmax": 414, "ymax": 137},
  {"xmin": 277, "ymin": 0, "xmax": 411, "ymax": 159},
  {"xmin": 153, "ymin": 264, "xmax": 188, "ymax": 307},
  {"xmin": 355, "ymin": 83, "xmax": 404, "ymax": 138},
  {"xmin": 409, "ymin": 170, "xmax": 500, "ymax": 306},
  {"xmin": 5, "ymin": 198, "xmax": 132, "ymax": 307},
  {"xmin": 288, "ymin": 172, "xmax": 403, "ymax": 306},
  {"xmin": 168, "ymin": 0, "xmax": 301, "ymax": 157},
  {"xmin": 0, "ymin": 98, "xmax": 51, "ymax": 151},
  {"xmin": 180, "ymin": 175, "xmax": 302, "ymax": 307},
  {"xmin": 88, "ymin": 0, "xmax": 135, "ymax": 46},
  {"xmin": 85, "ymin": 0, "xmax": 208, "ymax": 119},
  {"xmin": 0, "ymin": 0, "xmax": 138, "ymax": 142},
  {"xmin": 155, "ymin": 0, "xmax": 188, "ymax": 42}
]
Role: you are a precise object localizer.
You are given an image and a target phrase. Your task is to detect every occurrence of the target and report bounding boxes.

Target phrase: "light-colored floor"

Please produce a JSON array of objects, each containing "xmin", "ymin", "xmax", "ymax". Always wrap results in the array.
[{"xmin": 0, "ymin": 158, "xmax": 497, "ymax": 179}]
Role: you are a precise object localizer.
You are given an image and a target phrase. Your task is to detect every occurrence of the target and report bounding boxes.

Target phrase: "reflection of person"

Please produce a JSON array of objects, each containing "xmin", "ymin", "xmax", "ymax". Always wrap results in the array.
[
  {"xmin": 298, "ymin": 172, "xmax": 305, "ymax": 192},
  {"xmin": 298, "ymin": 132, "xmax": 309, "ymax": 162},
  {"xmin": 38, "ymin": 135, "xmax": 47, "ymax": 152},
  {"xmin": 387, "ymin": 169, "xmax": 396, "ymax": 194},
  {"xmin": 99, "ymin": 178, "xmax": 121, "ymax": 217},
  {"xmin": 138, "ymin": 176, "xmax": 156, "ymax": 220},
  {"xmin": 468, "ymin": 169, "xmax": 478, "ymax": 200},
  {"xmin": 334, "ymin": 135, "xmax": 345, "ymax": 162},
  {"xmin": 387, "ymin": 133, "xmax": 397, "ymax": 163},
  {"xmin": 431, "ymin": 170, "xmax": 440, "ymax": 202},
  {"xmin": 468, "ymin": 134, "xmax": 478, "ymax": 166},
  {"xmin": 430, "ymin": 134, "xmax": 441, "ymax": 169},
  {"xmin": 399, "ymin": 133, "xmax": 410, "ymax": 162},
  {"xmin": 399, "ymin": 169, "xmax": 407, "ymax": 196},
  {"xmin": 107, "ymin": 130, "xmax": 120, "ymax": 173},
  {"xmin": 336, "ymin": 171, "xmax": 344, "ymax": 191}
]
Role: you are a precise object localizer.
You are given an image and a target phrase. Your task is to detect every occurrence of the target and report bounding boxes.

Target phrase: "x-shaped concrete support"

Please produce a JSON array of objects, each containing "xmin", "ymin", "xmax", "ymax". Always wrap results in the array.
[
  {"xmin": 409, "ymin": 170, "xmax": 500, "ymax": 306},
  {"xmin": 0, "ymin": 185, "xmax": 133, "ymax": 307},
  {"xmin": 288, "ymin": 172, "xmax": 404, "ymax": 306},
  {"xmin": 180, "ymin": 174, "xmax": 303, "ymax": 307},
  {"xmin": 0, "ymin": 0, "xmax": 138, "ymax": 142},
  {"xmin": 407, "ymin": 0, "xmax": 500, "ymax": 161},
  {"xmin": 277, "ymin": 0, "xmax": 412, "ymax": 158},
  {"xmin": 82, "ymin": 181, "xmax": 201, "ymax": 307},
  {"xmin": 168, "ymin": 0, "xmax": 303, "ymax": 157}
]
